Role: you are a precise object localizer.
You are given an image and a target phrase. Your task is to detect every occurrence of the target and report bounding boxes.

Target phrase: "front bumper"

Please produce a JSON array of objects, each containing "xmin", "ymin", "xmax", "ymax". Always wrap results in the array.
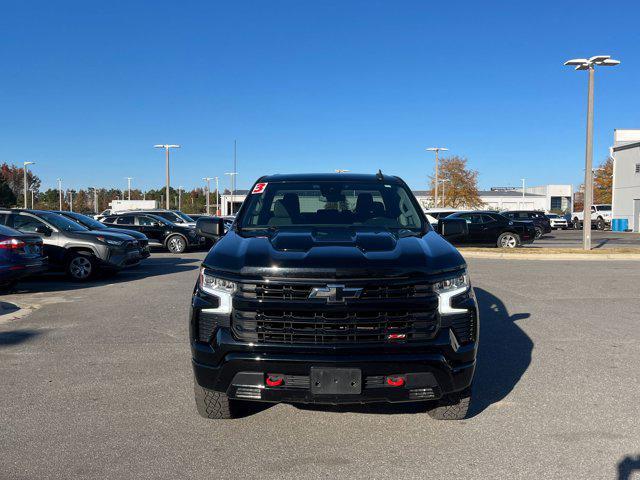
[
  {"xmin": 101, "ymin": 247, "xmax": 145, "ymax": 269},
  {"xmin": 192, "ymin": 340, "xmax": 476, "ymax": 404},
  {"xmin": 191, "ymin": 295, "xmax": 478, "ymax": 405}
]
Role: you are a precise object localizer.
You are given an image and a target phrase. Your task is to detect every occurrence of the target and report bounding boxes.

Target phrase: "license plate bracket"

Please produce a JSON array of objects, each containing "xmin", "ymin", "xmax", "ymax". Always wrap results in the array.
[{"xmin": 310, "ymin": 368, "xmax": 361, "ymax": 395}]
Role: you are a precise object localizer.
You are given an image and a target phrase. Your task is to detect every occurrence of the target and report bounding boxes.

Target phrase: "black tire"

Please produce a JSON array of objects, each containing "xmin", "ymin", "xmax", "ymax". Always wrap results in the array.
[
  {"xmin": 427, "ymin": 386, "xmax": 472, "ymax": 420},
  {"xmin": 573, "ymin": 218, "xmax": 581, "ymax": 230},
  {"xmin": 194, "ymin": 383, "xmax": 237, "ymax": 419},
  {"xmin": 497, "ymin": 232, "xmax": 520, "ymax": 248},
  {"xmin": 66, "ymin": 252, "xmax": 96, "ymax": 281},
  {"xmin": 166, "ymin": 235, "xmax": 187, "ymax": 254},
  {"xmin": 0, "ymin": 280, "xmax": 18, "ymax": 294},
  {"xmin": 596, "ymin": 217, "xmax": 605, "ymax": 230},
  {"xmin": 534, "ymin": 226, "xmax": 543, "ymax": 239}
]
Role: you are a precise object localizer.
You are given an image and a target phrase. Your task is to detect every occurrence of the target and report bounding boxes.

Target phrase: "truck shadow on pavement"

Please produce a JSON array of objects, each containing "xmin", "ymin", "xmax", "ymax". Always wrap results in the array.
[
  {"xmin": 618, "ymin": 455, "xmax": 640, "ymax": 480},
  {"xmin": 292, "ymin": 287, "xmax": 533, "ymax": 418},
  {"xmin": 9, "ymin": 256, "xmax": 200, "ymax": 294},
  {"xmin": 468, "ymin": 288, "xmax": 532, "ymax": 417},
  {"xmin": 0, "ymin": 329, "xmax": 41, "ymax": 348}
]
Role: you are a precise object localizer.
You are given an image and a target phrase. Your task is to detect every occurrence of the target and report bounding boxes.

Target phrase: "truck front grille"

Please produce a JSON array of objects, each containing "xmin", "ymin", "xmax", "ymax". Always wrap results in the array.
[
  {"xmin": 233, "ymin": 311, "xmax": 438, "ymax": 344},
  {"xmin": 232, "ymin": 279, "xmax": 439, "ymax": 345},
  {"xmin": 241, "ymin": 282, "xmax": 433, "ymax": 301}
]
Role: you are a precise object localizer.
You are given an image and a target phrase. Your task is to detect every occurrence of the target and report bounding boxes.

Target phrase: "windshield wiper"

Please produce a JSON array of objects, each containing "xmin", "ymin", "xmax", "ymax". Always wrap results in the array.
[{"xmin": 238, "ymin": 226, "xmax": 278, "ymax": 235}]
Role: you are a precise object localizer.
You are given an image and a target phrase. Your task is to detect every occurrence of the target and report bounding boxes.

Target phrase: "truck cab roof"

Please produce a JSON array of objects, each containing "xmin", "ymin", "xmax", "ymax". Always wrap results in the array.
[{"xmin": 256, "ymin": 173, "xmax": 402, "ymax": 183}]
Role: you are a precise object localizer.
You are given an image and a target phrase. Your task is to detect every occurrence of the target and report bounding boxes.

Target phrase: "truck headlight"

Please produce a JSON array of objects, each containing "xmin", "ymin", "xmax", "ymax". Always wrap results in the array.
[
  {"xmin": 434, "ymin": 271, "xmax": 469, "ymax": 315},
  {"xmin": 199, "ymin": 269, "xmax": 236, "ymax": 314}
]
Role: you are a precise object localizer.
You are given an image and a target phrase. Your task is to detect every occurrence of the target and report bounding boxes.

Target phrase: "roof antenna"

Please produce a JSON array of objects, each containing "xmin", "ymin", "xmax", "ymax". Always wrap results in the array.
[{"xmin": 376, "ymin": 169, "xmax": 383, "ymax": 181}]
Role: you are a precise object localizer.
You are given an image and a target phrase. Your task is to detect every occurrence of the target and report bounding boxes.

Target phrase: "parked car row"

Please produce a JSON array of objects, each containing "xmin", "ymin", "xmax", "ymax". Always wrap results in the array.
[
  {"xmin": 440, "ymin": 211, "xmax": 537, "ymax": 248},
  {"xmin": 425, "ymin": 208, "xmax": 597, "ymax": 246},
  {"xmin": 0, "ymin": 208, "xmax": 224, "ymax": 290}
]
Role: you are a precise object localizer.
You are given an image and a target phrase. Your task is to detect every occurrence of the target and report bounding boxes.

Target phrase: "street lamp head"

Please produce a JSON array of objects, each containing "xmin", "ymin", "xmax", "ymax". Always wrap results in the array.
[
  {"xmin": 24, "ymin": 161, "xmax": 35, "ymax": 166},
  {"xmin": 426, "ymin": 147, "xmax": 448, "ymax": 152},
  {"xmin": 564, "ymin": 56, "xmax": 620, "ymax": 70},
  {"xmin": 154, "ymin": 144, "xmax": 181, "ymax": 149},
  {"xmin": 599, "ymin": 59, "xmax": 620, "ymax": 66},
  {"xmin": 564, "ymin": 58, "xmax": 589, "ymax": 66}
]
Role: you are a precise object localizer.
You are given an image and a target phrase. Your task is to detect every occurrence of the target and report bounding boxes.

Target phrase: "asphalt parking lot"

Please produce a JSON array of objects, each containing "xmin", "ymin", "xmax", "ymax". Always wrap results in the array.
[
  {"xmin": 531, "ymin": 228, "xmax": 640, "ymax": 249},
  {"xmin": 1, "ymin": 253, "xmax": 639, "ymax": 479}
]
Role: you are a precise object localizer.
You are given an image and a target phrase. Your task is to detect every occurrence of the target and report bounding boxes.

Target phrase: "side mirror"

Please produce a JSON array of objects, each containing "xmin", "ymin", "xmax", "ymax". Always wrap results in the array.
[
  {"xmin": 196, "ymin": 217, "xmax": 225, "ymax": 239},
  {"xmin": 34, "ymin": 225, "xmax": 52, "ymax": 236},
  {"xmin": 437, "ymin": 218, "xmax": 468, "ymax": 239}
]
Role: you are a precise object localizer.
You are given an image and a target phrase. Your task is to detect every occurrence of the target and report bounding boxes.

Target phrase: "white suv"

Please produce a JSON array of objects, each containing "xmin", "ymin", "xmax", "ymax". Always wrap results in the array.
[{"xmin": 545, "ymin": 213, "xmax": 569, "ymax": 230}]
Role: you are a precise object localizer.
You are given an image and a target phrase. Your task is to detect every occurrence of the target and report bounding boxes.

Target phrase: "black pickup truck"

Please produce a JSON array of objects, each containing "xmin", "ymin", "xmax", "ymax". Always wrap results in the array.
[{"xmin": 190, "ymin": 173, "xmax": 478, "ymax": 420}]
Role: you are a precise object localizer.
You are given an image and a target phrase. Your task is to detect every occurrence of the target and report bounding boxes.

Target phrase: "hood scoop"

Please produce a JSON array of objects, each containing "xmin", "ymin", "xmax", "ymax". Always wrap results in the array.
[{"xmin": 269, "ymin": 229, "xmax": 397, "ymax": 253}]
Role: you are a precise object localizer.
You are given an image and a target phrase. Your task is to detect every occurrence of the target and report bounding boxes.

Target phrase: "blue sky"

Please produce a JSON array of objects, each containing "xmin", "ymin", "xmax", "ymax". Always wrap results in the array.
[{"xmin": 1, "ymin": 1, "xmax": 638, "ymax": 192}]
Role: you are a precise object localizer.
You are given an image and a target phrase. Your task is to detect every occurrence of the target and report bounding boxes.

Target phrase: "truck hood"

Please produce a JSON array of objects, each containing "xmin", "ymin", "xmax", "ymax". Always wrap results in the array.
[{"xmin": 203, "ymin": 228, "xmax": 466, "ymax": 279}]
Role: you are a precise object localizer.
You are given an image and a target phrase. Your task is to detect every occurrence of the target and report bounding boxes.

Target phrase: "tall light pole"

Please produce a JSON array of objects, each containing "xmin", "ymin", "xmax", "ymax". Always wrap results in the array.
[
  {"xmin": 69, "ymin": 190, "xmax": 74, "ymax": 212},
  {"xmin": 439, "ymin": 179, "xmax": 450, "ymax": 207},
  {"xmin": 564, "ymin": 55, "xmax": 620, "ymax": 250},
  {"xmin": 215, "ymin": 176, "xmax": 220, "ymax": 216},
  {"xmin": 154, "ymin": 144, "xmax": 180, "ymax": 209},
  {"xmin": 426, "ymin": 147, "xmax": 448, "ymax": 207},
  {"xmin": 178, "ymin": 186, "xmax": 183, "ymax": 211},
  {"xmin": 225, "ymin": 172, "xmax": 237, "ymax": 215},
  {"xmin": 57, "ymin": 178, "xmax": 63, "ymax": 210},
  {"xmin": 125, "ymin": 177, "xmax": 133, "ymax": 200},
  {"xmin": 30, "ymin": 184, "xmax": 36, "ymax": 209},
  {"xmin": 23, "ymin": 162, "xmax": 35, "ymax": 208},
  {"xmin": 203, "ymin": 177, "xmax": 213, "ymax": 215},
  {"xmin": 521, "ymin": 178, "xmax": 526, "ymax": 208}
]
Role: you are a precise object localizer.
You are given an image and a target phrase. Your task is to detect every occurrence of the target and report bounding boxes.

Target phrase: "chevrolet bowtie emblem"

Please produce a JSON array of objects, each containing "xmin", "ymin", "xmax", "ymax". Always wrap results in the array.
[{"xmin": 308, "ymin": 284, "xmax": 363, "ymax": 303}]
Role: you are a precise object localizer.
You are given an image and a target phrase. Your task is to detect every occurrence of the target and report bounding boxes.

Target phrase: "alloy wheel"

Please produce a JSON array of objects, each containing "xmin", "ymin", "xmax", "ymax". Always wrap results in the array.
[
  {"xmin": 501, "ymin": 234, "xmax": 517, "ymax": 248},
  {"xmin": 69, "ymin": 256, "xmax": 92, "ymax": 280},
  {"xmin": 168, "ymin": 236, "xmax": 186, "ymax": 253}
]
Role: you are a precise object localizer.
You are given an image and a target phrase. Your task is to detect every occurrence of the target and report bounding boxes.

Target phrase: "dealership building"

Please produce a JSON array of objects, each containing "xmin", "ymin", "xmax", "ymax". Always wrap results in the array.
[
  {"xmin": 413, "ymin": 185, "xmax": 572, "ymax": 212},
  {"xmin": 612, "ymin": 129, "xmax": 640, "ymax": 232},
  {"xmin": 222, "ymin": 183, "xmax": 572, "ymax": 216}
]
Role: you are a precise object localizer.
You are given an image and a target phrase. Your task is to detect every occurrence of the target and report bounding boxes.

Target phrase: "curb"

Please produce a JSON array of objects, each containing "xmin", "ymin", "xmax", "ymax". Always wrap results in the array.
[{"xmin": 460, "ymin": 251, "xmax": 640, "ymax": 261}]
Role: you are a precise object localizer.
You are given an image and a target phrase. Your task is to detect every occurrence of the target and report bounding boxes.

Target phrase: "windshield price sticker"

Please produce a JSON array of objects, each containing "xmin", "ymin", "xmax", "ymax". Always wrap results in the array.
[{"xmin": 252, "ymin": 183, "xmax": 268, "ymax": 194}]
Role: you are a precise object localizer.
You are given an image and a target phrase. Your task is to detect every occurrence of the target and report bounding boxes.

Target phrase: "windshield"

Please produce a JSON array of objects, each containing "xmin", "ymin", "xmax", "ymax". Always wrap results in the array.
[
  {"xmin": 66, "ymin": 212, "xmax": 106, "ymax": 229},
  {"xmin": 237, "ymin": 181, "xmax": 425, "ymax": 232},
  {"xmin": 595, "ymin": 205, "xmax": 611, "ymax": 211},
  {"xmin": 546, "ymin": 214, "xmax": 559, "ymax": 218},
  {"xmin": 40, "ymin": 213, "xmax": 89, "ymax": 232},
  {"xmin": 149, "ymin": 214, "xmax": 172, "ymax": 225},
  {"xmin": 156, "ymin": 212, "xmax": 183, "ymax": 223},
  {"xmin": 174, "ymin": 211, "xmax": 194, "ymax": 222}
]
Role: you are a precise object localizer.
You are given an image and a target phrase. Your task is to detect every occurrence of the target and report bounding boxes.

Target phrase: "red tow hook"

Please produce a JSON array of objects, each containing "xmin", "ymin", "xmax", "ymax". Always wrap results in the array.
[
  {"xmin": 386, "ymin": 376, "xmax": 405, "ymax": 387},
  {"xmin": 266, "ymin": 375, "xmax": 284, "ymax": 387}
]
